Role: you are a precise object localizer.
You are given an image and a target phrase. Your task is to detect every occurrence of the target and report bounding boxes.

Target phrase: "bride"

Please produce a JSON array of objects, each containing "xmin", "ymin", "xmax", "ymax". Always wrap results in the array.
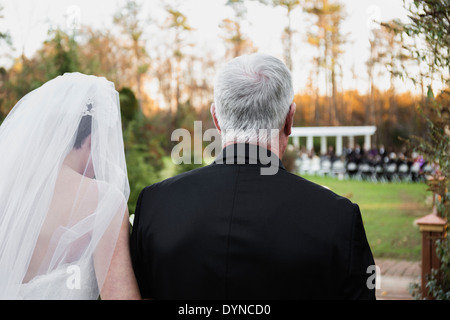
[{"xmin": 0, "ymin": 73, "xmax": 140, "ymax": 299}]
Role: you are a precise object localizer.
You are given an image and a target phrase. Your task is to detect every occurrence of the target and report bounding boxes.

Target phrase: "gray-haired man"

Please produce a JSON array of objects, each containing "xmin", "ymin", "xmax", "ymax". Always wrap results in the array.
[{"xmin": 130, "ymin": 53, "xmax": 376, "ymax": 299}]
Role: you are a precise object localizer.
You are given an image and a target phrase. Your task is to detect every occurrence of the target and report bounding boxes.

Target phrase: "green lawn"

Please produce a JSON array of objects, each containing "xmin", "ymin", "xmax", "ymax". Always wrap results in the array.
[
  {"xmin": 160, "ymin": 157, "xmax": 429, "ymax": 261},
  {"xmin": 301, "ymin": 175, "xmax": 430, "ymax": 261}
]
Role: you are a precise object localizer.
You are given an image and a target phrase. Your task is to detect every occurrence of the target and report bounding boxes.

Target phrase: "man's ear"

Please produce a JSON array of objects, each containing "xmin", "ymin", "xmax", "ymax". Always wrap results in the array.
[
  {"xmin": 210, "ymin": 103, "xmax": 221, "ymax": 134},
  {"xmin": 284, "ymin": 103, "xmax": 296, "ymax": 136}
]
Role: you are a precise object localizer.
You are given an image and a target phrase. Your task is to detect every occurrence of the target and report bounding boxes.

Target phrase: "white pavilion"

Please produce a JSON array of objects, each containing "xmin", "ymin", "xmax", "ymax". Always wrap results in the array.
[{"xmin": 290, "ymin": 126, "xmax": 377, "ymax": 156}]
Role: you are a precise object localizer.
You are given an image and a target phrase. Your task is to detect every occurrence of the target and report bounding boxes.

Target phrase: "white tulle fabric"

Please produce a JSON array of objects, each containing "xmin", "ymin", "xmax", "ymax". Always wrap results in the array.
[{"xmin": 0, "ymin": 73, "xmax": 129, "ymax": 299}]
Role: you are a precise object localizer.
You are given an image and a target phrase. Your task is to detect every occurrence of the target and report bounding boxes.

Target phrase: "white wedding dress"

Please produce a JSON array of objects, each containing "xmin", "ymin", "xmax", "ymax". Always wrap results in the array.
[
  {"xmin": 18, "ymin": 262, "xmax": 95, "ymax": 300},
  {"xmin": 0, "ymin": 73, "xmax": 130, "ymax": 300}
]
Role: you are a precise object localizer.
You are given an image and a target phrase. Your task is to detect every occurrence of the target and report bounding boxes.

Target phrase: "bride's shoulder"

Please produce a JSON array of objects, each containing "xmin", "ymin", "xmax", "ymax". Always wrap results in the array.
[
  {"xmin": 57, "ymin": 167, "xmax": 98, "ymax": 197},
  {"xmin": 94, "ymin": 179, "xmax": 127, "ymax": 203},
  {"xmin": 57, "ymin": 167, "xmax": 127, "ymax": 207}
]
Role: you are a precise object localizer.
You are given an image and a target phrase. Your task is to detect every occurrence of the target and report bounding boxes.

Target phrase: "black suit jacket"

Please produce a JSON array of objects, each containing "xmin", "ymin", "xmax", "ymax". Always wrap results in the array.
[{"xmin": 130, "ymin": 144, "xmax": 376, "ymax": 299}]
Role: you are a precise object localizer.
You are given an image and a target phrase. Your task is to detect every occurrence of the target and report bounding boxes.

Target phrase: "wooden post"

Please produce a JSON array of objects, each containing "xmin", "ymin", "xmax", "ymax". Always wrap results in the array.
[{"xmin": 415, "ymin": 208, "xmax": 447, "ymax": 299}]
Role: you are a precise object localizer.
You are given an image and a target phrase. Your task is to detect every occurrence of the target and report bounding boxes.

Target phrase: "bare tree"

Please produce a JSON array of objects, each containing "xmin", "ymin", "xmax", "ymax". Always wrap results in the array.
[
  {"xmin": 304, "ymin": 0, "xmax": 346, "ymax": 125},
  {"xmin": 367, "ymin": 21, "xmax": 409, "ymax": 127},
  {"xmin": 113, "ymin": 0, "xmax": 150, "ymax": 115},
  {"xmin": 220, "ymin": 0, "xmax": 256, "ymax": 59},
  {"xmin": 164, "ymin": 5, "xmax": 193, "ymax": 124}
]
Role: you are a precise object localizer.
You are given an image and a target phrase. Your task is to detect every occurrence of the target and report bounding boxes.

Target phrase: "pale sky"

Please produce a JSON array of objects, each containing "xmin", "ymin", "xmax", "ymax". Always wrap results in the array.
[{"xmin": 1, "ymin": 0, "xmax": 423, "ymax": 94}]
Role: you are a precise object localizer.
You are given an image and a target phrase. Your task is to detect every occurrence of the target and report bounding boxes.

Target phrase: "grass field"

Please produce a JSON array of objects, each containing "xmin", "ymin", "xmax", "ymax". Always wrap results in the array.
[
  {"xmin": 160, "ymin": 157, "xmax": 429, "ymax": 261},
  {"xmin": 301, "ymin": 175, "xmax": 430, "ymax": 261}
]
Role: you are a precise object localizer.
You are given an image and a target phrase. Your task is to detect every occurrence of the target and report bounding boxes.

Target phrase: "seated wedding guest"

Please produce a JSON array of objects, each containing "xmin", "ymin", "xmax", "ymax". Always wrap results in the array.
[{"xmin": 130, "ymin": 53, "xmax": 376, "ymax": 300}]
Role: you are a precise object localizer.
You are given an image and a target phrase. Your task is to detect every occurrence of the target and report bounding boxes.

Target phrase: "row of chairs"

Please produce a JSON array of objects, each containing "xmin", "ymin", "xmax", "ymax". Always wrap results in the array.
[
  {"xmin": 295, "ymin": 157, "xmax": 433, "ymax": 182},
  {"xmin": 296, "ymin": 157, "xmax": 346, "ymax": 177}
]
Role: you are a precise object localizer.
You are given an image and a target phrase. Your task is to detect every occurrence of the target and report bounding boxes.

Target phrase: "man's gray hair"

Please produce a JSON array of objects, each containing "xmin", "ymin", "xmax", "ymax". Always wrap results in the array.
[{"xmin": 213, "ymin": 53, "xmax": 294, "ymax": 144}]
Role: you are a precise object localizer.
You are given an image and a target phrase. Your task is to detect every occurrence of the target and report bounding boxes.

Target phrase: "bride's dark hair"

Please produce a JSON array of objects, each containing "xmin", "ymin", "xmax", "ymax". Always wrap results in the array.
[
  {"xmin": 74, "ymin": 101, "xmax": 94, "ymax": 149},
  {"xmin": 73, "ymin": 114, "xmax": 92, "ymax": 149}
]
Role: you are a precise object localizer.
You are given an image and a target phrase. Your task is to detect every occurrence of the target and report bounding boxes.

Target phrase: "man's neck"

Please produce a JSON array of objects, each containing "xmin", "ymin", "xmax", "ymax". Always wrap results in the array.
[
  {"xmin": 218, "ymin": 142, "xmax": 285, "ymax": 175},
  {"xmin": 222, "ymin": 139, "xmax": 285, "ymax": 160}
]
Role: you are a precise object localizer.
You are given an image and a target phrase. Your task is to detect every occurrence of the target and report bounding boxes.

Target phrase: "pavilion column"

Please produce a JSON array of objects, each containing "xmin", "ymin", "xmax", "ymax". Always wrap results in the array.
[
  {"xmin": 306, "ymin": 135, "xmax": 313, "ymax": 153},
  {"xmin": 336, "ymin": 135, "xmax": 343, "ymax": 156},
  {"xmin": 364, "ymin": 134, "xmax": 371, "ymax": 151},
  {"xmin": 320, "ymin": 136, "xmax": 327, "ymax": 155},
  {"xmin": 293, "ymin": 136, "xmax": 300, "ymax": 149},
  {"xmin": 348, "ymin": 136, "xmax": 355, "ymax": 148}
]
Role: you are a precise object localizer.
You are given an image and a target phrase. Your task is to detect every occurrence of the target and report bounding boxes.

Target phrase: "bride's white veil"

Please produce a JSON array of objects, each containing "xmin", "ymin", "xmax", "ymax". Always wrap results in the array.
[{"xmin": 0, "ymin": 73, "xmax": 130, "ymax": 299}]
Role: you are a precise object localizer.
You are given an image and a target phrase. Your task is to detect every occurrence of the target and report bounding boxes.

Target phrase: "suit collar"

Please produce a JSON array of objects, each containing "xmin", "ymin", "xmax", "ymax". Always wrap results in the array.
[{"xmin": 213, "ymin": 143, "xmax": 286, "ymax": 171}]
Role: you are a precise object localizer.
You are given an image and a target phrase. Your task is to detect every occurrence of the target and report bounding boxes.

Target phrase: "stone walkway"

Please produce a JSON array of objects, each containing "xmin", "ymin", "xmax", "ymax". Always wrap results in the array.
[{"xmin": 374, "ymin": 258, "xmax": 421, "ymax": 300}]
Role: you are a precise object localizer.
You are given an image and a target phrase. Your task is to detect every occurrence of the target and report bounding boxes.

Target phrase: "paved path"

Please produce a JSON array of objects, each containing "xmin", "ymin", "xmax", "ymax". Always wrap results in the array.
[{"xmin": 374, "ymin": 258, "xmax": 421, "ymax": 300}]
